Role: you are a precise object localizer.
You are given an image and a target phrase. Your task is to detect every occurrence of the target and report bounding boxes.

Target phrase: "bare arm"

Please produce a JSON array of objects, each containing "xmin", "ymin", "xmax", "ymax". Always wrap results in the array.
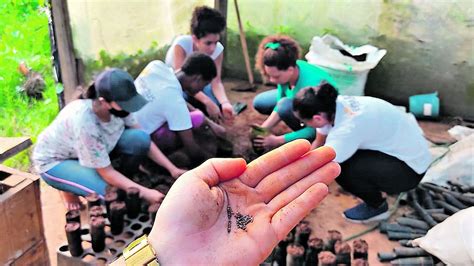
[
  {"xmin": 261, "ymin": 111, "xmax": 281, "ymax": 129},
  {"xmin": 172, "ymin": 45, "xmax": 187, "ymax": 70},
  {"xmin": 211, "ymin": 54, "xmax": 228, "ymax": 104},
  {"xmin": 212, "ymin": 54, "xmax": 233, "ymax": 119},
  {"xmin": 312, "ymin": 133, "xmax": 328, "ymax": 150},
  {"xmin": 97, "ymin": 165, "xmax": 163, "ymax": 203},
  {"xmin": 128, "ymin": 123, "xmax": 186, "ymax": 178},
  {"xmin": 186, "ymin": 103, "xmax": 226, "ymax": 137},
  {"xmin": 148, "ymin": 142, "xmax": 186, "ymax": 178},
  {"xmin": 194, "ymin": 91, "xmax": 219, "ymax": 112},
  {"xmin": 176, "ymin": 129, "xmax": 212, "ymax": 162}
]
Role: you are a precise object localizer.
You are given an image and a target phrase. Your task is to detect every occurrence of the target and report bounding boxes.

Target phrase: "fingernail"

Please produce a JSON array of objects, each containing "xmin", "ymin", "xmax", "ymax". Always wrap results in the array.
[{"xmin": 319, "ymin": 183, "xmax": 329, "ymax": 193}]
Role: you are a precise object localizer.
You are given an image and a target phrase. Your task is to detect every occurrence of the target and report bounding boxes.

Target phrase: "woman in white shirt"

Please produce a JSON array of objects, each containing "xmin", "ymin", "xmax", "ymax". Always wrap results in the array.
[
  {"xmin": 165, "ymin": 6, "xmax": 233, "ymax": 122},
  {"xmin": 293, "ymin": 83, "xmax": 431, "ymax": 223},
  {"xmin": 32, "ymin": 69, "xmax": 186, "ymax": 210}
]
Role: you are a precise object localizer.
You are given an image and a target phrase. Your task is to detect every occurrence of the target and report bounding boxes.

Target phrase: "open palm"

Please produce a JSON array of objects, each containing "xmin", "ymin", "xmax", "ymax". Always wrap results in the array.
[{"xmin": 149, "ymin": 140, "xmax": 340, "ymax": 265}]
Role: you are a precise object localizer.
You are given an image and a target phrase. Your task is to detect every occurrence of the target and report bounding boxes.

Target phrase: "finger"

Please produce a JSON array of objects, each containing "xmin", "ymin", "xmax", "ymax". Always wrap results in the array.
[
  {"xmin": 193, "ymin": 158, "xmax": 247, "ymax": 186},
  {"xmin": 255, "ymin": 146, "xmax": 336, "ymax": 202},
  {"xmin": 271, "ymin": 183, "xmax": 329, "ymax": 240},
  {"xmin": 240, "ymin": 139, "xmax": 311, "ymax": 187},
  {"xmin": 267, "ymin": 162, "xmax": 340, "ymax": 212}
]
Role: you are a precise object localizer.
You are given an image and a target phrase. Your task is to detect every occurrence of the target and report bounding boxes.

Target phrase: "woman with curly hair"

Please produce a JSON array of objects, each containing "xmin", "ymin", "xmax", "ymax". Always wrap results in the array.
[
  {"xmin": 165, "ymin": 6, "xmax": 233, "ymax": 123},
  {"xmin": 252, "ymin": 35, "xmax": 333, "ymax": 151}
]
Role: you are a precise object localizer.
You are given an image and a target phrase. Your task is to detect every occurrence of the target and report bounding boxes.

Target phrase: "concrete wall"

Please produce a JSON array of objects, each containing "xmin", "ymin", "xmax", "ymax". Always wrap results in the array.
[
  {"xmin": 67, "ymin": 0, "xmax": 212, "ymax": 59},
  {"xmin": 225, "ymin": 0, "xmax": 474, "ymax": 118},
  {"xmin": 67, "ymin": 0, "xmax": 473, "ymax": 118}
]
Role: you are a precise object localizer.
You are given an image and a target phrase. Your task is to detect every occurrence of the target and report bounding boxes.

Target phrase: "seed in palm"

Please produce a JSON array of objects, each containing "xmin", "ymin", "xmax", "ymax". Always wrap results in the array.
[
  {"xmin": 235, "ymin": 212, "xmax": 254, "ymax": 231},
  {"xmin": 227, "ymin": 206, "xmax": 233, "ymax": 233}
]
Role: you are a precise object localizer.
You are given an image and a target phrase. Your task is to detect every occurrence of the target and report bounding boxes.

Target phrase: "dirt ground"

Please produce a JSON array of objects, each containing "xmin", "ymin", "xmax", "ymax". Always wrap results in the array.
[{"xmin": 40, "ymin": 78, "xmax": 456, "ymax": 265}]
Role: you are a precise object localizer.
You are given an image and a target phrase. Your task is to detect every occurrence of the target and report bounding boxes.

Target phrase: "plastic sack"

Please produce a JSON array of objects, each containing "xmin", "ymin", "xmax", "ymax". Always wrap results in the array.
[
  {"xmin": 305, "ymin": 34, "xmax": 387, "ymax": 96},
  {"xmin": 422, "ymin": 126, "xmax": 474, "ymax": 187},
  {"xmin": 412, "ymin": 207, "xmax": 474, "ymax": 265},
  {"xmin": 448, "ymin": 125, "xmax": 474, "ymax": 141}
]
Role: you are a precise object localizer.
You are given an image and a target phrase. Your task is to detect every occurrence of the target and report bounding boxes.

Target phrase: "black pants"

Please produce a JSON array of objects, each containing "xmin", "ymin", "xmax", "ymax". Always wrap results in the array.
[{"xmin": 336, "ymin": 150, "xmax": 424, "ymax": 207}]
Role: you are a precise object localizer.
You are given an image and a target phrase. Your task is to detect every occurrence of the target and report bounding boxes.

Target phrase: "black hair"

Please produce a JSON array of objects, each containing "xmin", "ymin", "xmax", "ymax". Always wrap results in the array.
[
  {"xmin": 255, "ymin": 35, "xmax": 301, "ymax": 78},
  {"xmin": 190, "ymin": 6, "xmax": 226, "ymax": 39},
  {"xmin": 293, "ymin": 83, "xmax": 339, "ymax": 121},
  {"xmin": 181, "ymin": 52, "xmax": 217, "ymax": 81},
  {"xmin": 78, "ymin": 84, "xmax": 97, "ymax": 99}
]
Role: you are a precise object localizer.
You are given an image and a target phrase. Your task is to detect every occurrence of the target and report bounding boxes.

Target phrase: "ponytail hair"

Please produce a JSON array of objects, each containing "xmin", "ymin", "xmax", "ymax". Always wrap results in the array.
[
  {"xmin": 293, "ymin": 82, "xmax": 338, "ymax": 121},
  {"xmin": 77, "ymin": 84, "xmax": 97, "ymax": 100},
  {"xmin": 255, "ymin": 35, "xmax": 301, "ymax": 79}
]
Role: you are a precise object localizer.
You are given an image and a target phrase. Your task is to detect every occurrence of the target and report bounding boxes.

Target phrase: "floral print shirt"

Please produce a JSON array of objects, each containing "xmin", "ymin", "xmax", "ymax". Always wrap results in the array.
[{"xmin": 32, "ymin": 99, "xmax": 137, "ymax": 173}]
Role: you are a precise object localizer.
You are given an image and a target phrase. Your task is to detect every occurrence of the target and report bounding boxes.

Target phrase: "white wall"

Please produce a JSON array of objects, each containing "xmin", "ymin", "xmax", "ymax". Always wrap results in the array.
[{"xmin": 68, "ymin": 0, "xmax": 213, "ymax": 59}]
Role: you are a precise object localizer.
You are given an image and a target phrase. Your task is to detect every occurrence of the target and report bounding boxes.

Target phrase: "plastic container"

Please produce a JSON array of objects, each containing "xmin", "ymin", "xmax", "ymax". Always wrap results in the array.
[{"xmin": 409, "ymin": 92, "xmax": 439, "ymax": 118}]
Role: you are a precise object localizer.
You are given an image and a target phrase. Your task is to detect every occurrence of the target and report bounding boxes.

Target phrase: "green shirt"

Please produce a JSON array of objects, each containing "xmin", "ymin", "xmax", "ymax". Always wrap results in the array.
[
  {"xmin": 274, "ymin": 60, "xmax": 333, "ymax": 112},
  {"xmin": 272, "ymin": 60, "xmax": 333, "ymax": 143}
]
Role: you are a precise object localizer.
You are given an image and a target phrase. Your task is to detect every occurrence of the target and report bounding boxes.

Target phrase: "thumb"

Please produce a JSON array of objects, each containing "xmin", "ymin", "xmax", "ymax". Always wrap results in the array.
[{"xmin": 193, "ymin": 158, "xmax": 247, "ymax": 186}]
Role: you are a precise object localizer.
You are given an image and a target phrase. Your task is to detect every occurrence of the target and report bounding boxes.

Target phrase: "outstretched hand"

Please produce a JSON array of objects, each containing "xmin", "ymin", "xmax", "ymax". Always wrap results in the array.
[{"xmin": 149, "ymin": 140, "xmax": 340, "ymax": 265}]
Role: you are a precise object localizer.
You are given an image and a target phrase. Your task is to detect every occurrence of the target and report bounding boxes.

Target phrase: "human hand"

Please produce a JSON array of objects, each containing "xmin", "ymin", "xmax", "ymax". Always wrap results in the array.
[
  {"xmin": 221, "ymin": 102, "xmax": 234, "ymax": 120},
  {"xmin": 253, "ymin": 134, "xmax": 284, "ymax": 150},
  {"xmin": 170, "ymin": 167, "xmax": 187, "ymax": 179},
  {"xmin": 140, "ymin": 188, "xmax": 165, "ymax": 204},
  {"xmin": 149, "ymin": 140, "xmax": 340, "ymax": 265},
  {"xmin": 206, "ymin": 101, "xmax": 222, "ymax": 121}
]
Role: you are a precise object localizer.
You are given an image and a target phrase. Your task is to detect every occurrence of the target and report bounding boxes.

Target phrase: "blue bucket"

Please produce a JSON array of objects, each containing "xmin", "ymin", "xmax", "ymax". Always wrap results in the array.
[{"xmin": 409, "ymin": 92, "xmax": 439, "ymax": 118}]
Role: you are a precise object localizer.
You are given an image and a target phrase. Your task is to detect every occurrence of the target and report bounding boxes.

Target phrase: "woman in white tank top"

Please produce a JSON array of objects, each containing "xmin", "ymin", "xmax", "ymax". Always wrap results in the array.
[{"xmin": 165, "ymin": 6, "xmax": 233, "ymax": 122}]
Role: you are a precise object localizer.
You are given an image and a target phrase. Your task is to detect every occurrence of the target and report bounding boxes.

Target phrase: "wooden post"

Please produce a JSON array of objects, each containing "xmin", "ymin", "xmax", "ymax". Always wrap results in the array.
[
  {"xmin": 214, "ymin": 0, "xmax": 228, "ymax": 48},
  {"xmin": 50, "ymin": 0, "xmax": 79, "ymax": 103}
]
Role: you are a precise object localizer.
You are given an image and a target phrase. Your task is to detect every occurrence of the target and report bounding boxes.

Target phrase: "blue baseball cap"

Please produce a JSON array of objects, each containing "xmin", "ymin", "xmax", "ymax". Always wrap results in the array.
[{"xmin": 93, "ymin": 68, "xmax": 147, "ymax": 112}]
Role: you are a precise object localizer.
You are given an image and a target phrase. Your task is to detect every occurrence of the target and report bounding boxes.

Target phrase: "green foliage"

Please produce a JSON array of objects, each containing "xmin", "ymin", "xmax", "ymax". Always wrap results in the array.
[
  {"xmin": 83, "ymin": 42, "xmax": 169, "ymax": 83},
  {"xmin": 0, "ymin": 0, "xmax": 58, "ymax": 170},
  {"xmin": 274, "ymin": 24, "xmax": 296, "ymax": 36}
]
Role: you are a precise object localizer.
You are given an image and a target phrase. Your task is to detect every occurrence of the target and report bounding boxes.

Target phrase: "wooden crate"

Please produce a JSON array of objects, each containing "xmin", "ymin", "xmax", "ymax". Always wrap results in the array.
[
  {"xmin": 11, "ymin": 240, "xmax": 49, "ymax": 266},
  {"xmin": 0, "ymin": 164, "xmax": 49, "ymax": 265}
]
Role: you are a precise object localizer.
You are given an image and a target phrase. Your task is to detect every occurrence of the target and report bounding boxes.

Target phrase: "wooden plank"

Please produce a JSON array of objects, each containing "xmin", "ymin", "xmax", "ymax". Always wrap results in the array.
[
  {"xmin": 0, "ymin": 164, "xmax": 39, "ymax": 182},
  {"xmin": 0, "ymin": 174, "xmax": 26, "ymax": 187},
  {"xmin": 0, "ymin": 137, "xmax": 32, "ymax": 163},
  {"xmin": 0, "ymin": 167, "xmax": 45, "ymax": 264},
  {"xmin": 51, "ymin": 0, "xmax": 79, "ymax": 103},
  {"xmin": 0, "ymin": 178, "xmax": 37, "ymax": 263},
  {"xmin": 10, "ymin": 240, "xmax": 49, "ymax": 266}
]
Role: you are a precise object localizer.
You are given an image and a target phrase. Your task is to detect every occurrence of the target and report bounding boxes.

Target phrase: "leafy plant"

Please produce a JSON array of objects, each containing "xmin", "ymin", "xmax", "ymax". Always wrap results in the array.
[
  {"xmin": 0, "ymin": 0, "xmax": 58, "ymax": 171},
  {"xmin": 83, "ymin": 42, "xmax": 169, "ymax": 83}
]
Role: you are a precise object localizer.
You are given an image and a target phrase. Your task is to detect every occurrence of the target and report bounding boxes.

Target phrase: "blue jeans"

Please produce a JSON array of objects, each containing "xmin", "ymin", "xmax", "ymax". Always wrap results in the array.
[
  {"xmin": 253, "ymin": 89, "xmax": 315, "ymax": 142},
  {"xmin": 253, "ymin": 89, "xmax": 303, "ymax": 131},
  {"xmin": 40, "ymin": 129, "xmax": 150, "ymax": 197},
  {"xmin": 184, "ymin": 84, "xmax": 220, "ymax": 114},
  {"xmin": 253, "ymin": 89, "xmax": 277, "ymax": 115}
]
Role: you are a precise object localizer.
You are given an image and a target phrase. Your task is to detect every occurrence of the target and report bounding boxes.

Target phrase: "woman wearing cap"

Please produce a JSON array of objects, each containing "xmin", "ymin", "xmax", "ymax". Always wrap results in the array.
[
  {"xmin": 293, "ymin": 83, "xmax": 431, "ymax": 223},
  {"xmin": 32, "ymin": 69, "xmax": 186, "ymax": 210},
  {"xmin": 252, "ymin": 35, "xmax": 334, "ymax": 151},
  {"xmin": 165, "ymin": 6, "xmax": 233, "ymax": 122}
]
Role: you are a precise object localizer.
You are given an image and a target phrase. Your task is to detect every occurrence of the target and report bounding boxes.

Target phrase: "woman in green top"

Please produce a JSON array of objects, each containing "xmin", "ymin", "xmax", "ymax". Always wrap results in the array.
[{"xmin": 253, "ymin": 35, "xmax": 332, "ymax": 150}]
